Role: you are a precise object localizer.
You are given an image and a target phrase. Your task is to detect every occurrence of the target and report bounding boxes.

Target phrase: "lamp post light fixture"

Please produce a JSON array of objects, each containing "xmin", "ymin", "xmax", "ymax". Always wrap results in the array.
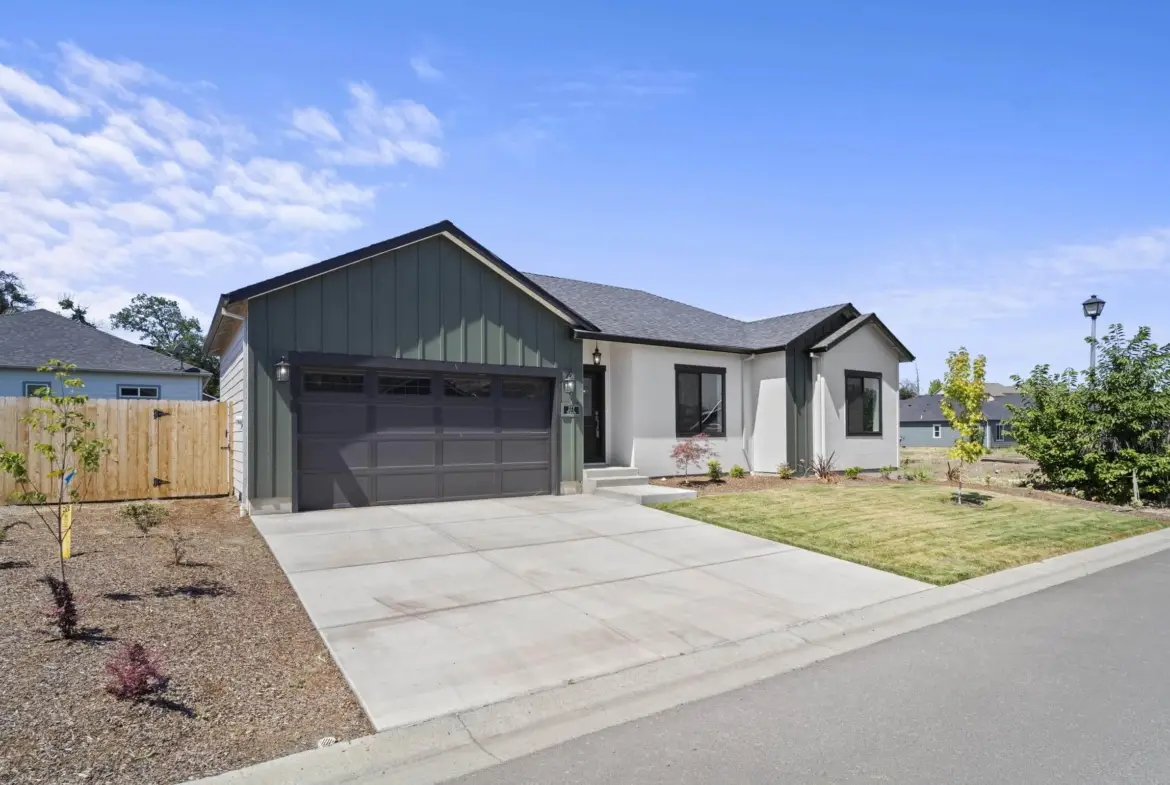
[
  {"xmin": 592, "ymin": 344, "xmax": 602, "ymax": 366},
  {"xmin": 1082, "ymin": 294, "xmax": 1106, "ymax": 372},
  {"xmin": 274, "ymin": 356, "xmax": 291, "ymax": 383}
]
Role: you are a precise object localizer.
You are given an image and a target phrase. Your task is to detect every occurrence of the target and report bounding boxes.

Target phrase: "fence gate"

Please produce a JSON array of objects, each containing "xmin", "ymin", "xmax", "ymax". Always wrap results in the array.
[{"xmin": 0, "ymin": 398, "xmax": 231, "ymax": 503}]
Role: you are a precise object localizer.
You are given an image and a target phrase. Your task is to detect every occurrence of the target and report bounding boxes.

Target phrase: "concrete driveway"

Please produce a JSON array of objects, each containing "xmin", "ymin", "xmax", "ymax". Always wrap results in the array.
[{"xmin": 256, "ymin": 495, "xmax": 928, "ymax": 731}]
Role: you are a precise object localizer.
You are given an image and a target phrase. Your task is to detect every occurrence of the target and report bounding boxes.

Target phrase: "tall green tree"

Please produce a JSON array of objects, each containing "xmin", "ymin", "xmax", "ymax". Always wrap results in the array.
[
  {"xmin": 1011, "ymin": 325, "xmax": 1170, "ymax": 505},
  {"xmin": 927, "ymin": 379, "xmax": 943, "ymax": 395},
  {"xmin": 899, "ymin": 378, "xmax": 920, "ymax": 400},
  {"xmin": 0, "ymin": 272, "xmax": 35, "ymax": 315},
  {"xmin": 57, "ymin": 295, "xmax": 96, "ymax": 327},
  {"xmin": 110, "ymin": 295, "xmax": 219, "ymax": 397},
  {"xmin": 940, "ymin": 348, "xmax": 989, "ymax": 504}
]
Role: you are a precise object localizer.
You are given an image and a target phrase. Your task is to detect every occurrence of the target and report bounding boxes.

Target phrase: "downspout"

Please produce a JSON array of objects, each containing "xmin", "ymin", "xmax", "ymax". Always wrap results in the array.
[{"xmin": 741, "ymin": 354, "xmax": 756, "ymax": 472}]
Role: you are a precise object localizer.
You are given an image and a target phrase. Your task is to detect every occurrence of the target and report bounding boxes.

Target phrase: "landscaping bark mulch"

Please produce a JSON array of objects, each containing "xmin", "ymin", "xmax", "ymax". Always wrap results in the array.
[{"xmin": 0, "ymin": 498, "xmax": 372, "ymax": 785}]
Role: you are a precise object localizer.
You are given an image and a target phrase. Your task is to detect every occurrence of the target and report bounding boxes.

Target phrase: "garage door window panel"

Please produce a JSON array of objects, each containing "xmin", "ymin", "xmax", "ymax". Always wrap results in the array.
[
  {"xmin": 379, "ymin": 375, "xmax": 432, "ymax": 396},
  {"xmin": 304, "ymin": 372, "xmax": 366, "ymax": 394},
  {"xmin": 444, "ymin": 376, "xmax": 492, "ymax": 398}
]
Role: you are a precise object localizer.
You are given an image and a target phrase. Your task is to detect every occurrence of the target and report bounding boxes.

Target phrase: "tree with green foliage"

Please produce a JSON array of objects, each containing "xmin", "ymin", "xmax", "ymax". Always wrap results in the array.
[
  {"xmin": 940, "ymin": 348, "xmax": 989, "ymax": 504},
  {"xmin": 927, "ymin": 379, "xmax": 943, "ymax": 395},
  {"xmin": 0, "ymin": 361, "xmax": 110, "ymax": 585},
  {"xmin": 1009, "ymin": 325, "xmax": 1170, "ymax": 505},
  {"xmin": 58, "ymin": 295, "xmax": 96, "ymax": 327},
  {"xmin": 110, "ymin": 294, "xmax": 219, "ymax": 397},
  {"xmin": 899, "ymin": 378, "xmax": 920, "ymax": 400},
  {"xmin": 0, "ymin": 271, "xmax": 35, "ymax": 315}
]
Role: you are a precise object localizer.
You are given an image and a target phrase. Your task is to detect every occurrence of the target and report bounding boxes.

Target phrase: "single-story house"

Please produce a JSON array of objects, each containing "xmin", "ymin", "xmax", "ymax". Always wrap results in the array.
[
  {"xmin": 204, "ymin": 220, "xmax": 914, "ymax": 513},
  {"xmin": 900, "ymin": 393, "xmax": 1023, "ymax": 448},
  {"xmin": 0, "ymin": 309, "xmax": 208, "ymax": 400}
]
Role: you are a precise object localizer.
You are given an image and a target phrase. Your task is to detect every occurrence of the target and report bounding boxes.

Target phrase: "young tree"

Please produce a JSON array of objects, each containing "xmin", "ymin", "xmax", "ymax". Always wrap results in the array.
[
  {"xmin": 0, "ymin": 271, "xmax": 35, "ymax": 315},
  {"xmin": 58, "ymin": 295, "xmax": 96, "ymax": 327},
  {"xmin": 0, "ymin": 361, "xmax": 110, "ymax": 585},
  {"xmin": 899, "ymin": 378, "xmax": 920, "ymax": 400},
  {"xmin": 927, "ymin": 379, "xmax": 943, "ymax": 395},
  {"xmin": 939, "ymin": 348, "xmax": 989, "ymax": 504},
  {"xmin": 110, "ymin": 294, "xmax": 219, "ymax": 397},
  {"xmin": 671, "ymin": 434, "xmax": 714, "ymax": 483}
]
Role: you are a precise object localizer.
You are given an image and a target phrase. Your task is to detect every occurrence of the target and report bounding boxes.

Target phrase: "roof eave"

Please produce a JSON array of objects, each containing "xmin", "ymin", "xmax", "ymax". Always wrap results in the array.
[{"xmin": 574, "ymin": 330, "xmax": 757, "ymax": 355}]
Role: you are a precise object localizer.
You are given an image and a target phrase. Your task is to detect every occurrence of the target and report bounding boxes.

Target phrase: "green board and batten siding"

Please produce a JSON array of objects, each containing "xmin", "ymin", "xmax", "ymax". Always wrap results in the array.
[{"xmin": 248, "ymin": 236, "xmax": 583, "ymax": 505}]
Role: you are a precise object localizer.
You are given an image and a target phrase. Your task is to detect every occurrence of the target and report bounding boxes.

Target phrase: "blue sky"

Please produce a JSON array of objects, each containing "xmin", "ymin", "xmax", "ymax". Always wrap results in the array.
[{"xmin": 1, "ymin": 1, "xmax": 1167, "ymax": 384}]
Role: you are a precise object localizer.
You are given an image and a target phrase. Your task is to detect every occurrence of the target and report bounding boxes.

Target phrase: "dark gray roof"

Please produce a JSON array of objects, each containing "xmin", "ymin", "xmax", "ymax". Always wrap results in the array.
[
  {"xmin": 526, "ymin": 273, "xmax": 849, "ymax": 351},
  {"xmin": 0, "ymin": 309, "xmax": 207, "ymax": 375},
  {"xmin": 900, "ymin": 393, "xmax": 1025, "ymax": 423}
]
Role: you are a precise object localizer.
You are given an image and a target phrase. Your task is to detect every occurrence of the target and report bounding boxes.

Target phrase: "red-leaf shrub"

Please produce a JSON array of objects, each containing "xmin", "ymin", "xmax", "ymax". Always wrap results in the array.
[
  {"xmin": 105, "ymin": 643, "xmax": 169, "ymax": 700},
  {"xmin": 671, "ymin": 434, "xmax": 715, "ymax": 482}
]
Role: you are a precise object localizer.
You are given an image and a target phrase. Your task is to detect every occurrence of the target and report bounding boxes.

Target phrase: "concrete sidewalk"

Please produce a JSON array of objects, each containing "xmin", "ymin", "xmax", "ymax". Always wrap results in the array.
[{"xmin": 256, "ymin": 494, "xmax": 927, "ymax": 731}]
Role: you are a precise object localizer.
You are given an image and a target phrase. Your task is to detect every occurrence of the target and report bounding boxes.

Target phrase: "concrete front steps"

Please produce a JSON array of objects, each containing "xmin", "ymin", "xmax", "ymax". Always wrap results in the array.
[{"xmin": 583, "ymin": 466, "xmax": 696, "ymax": 504}]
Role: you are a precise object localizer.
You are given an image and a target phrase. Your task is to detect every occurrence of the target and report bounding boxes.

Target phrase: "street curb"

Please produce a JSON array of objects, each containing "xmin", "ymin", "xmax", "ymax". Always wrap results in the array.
[{"xmin": 187, "ymin": 526, "xmax": 1170, "ymax": 785}]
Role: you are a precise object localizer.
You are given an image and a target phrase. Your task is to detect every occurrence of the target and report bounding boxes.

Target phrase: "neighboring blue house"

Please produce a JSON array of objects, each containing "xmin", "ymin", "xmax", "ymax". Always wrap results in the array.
[
  {"xmin": 0, "ymin": 309, "xmax": 208, "ymax": 400},
  {"xmin": 900, "ymin": 392, "xmax": 1023, "ymax": 449}
]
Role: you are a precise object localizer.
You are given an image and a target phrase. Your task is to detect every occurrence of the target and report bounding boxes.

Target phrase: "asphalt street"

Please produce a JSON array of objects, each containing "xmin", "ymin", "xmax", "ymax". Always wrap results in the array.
[{"xmin": 449, "ymin": 549, "xmax": 1170, "ymax": 784}]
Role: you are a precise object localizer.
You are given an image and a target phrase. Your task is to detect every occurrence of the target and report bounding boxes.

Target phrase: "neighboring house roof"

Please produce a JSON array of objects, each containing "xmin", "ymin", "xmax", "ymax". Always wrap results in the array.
[
  {"xmin": 0, "ymin": 309, "xmax": 208, "ymax": 376},
  {"xmin": 900, "ymin": 393, "xmax": 1025, "ymax": 423},
  {"xmin": 807, "ymin": 312, "xmax": 915, "ymax": 362},
  {"xmin": 205, "ymin": 219, "xmax": 915, "ymax": 359},
  {"xmin": 984, "ymin": 382, "xmax": 1018, "ymax": 396}
]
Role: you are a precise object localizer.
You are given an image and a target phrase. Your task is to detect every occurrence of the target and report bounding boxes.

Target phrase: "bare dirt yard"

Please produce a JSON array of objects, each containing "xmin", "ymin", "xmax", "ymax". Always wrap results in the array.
[{"xmin": 0, "ymin": 497, "xmax": 371, "ymax": 785}]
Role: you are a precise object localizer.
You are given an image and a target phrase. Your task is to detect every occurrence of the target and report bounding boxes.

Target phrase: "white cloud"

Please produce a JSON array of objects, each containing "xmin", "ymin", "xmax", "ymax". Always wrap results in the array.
[
  {"xmin": 291, "ymin": 82, "xmax": 443, "ymax": 167},
  {"xmin": 0, "ymin": 43, "xmax": 435, "ymax": 320},
  {"xmin": 290, "ymin": 107, "xmax": 341, "ymax": 141},
  {"xmin": 0, "ymin": 63, "xmax": 85, "ymax": 116},
  {"xmin": 410, "ymin": 56, "xmax": 443, "ymax": 82}
]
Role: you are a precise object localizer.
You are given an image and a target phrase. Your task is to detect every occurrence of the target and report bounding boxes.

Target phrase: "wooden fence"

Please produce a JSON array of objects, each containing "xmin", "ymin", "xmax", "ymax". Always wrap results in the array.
[{"xmin": 0, "ymin": 398, "xmax": 231, "ymax": 503}]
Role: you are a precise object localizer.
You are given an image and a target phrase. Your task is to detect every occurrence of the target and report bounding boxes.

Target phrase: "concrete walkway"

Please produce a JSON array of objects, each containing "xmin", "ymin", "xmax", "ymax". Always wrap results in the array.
[{"xmin": 256, "ymin": 495, "xmax": 928, "ymax": 731}]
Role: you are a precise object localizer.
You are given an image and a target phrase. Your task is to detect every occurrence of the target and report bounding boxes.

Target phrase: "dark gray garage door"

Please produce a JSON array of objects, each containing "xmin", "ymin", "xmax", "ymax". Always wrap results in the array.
[{"xmin": 296, "ymin": 368, "xmax": 554, "ymax": 510}]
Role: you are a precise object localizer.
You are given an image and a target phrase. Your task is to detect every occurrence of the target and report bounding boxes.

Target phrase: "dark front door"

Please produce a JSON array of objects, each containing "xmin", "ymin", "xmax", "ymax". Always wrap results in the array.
[
  {"xmin": 583, "ymin": 366, "xmax": 606, "ymax": 464},
  {"xmin": 296, "ymin": 368, "xmax": 554, "ymax": 510}
]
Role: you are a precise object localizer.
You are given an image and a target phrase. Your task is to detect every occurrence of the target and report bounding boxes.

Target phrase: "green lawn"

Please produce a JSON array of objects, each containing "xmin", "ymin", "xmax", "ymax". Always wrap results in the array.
[{"xmin": 654, "ymin": 483, "xmax": 1165, "ymax": 585}]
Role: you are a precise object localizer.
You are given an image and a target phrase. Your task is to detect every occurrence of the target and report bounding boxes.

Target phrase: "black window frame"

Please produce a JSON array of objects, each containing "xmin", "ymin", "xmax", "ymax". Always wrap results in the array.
[
  {"xmin": 844, "ymin": 370, "xmax": 883, "ymax": 437},
  {"xmin": 674, "ymin": 364, "xmax": 727, "ymax": 438},
  {"xmin": 117, "ymin": 384, "xmax": 161, "ymax": 400},
  {"xmin": 23, "ymin": 381, "xmax": 50, "ymax": 397}
]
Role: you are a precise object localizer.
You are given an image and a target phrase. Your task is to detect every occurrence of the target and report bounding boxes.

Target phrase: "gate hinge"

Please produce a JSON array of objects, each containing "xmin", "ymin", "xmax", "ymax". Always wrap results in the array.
[
  {"xmin": 153, "ymin": 409, "xmax": 171, "ymax": 420},
  {"xmin": 152, "ymin": 477, "xmax": 170, "ymax": 488}
]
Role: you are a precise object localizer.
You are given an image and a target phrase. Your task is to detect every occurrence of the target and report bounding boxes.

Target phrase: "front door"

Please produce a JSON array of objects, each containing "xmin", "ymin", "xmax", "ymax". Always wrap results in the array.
[{"xmin": 583, "ymin": 366, "xmax": 606, "ymax": 464}]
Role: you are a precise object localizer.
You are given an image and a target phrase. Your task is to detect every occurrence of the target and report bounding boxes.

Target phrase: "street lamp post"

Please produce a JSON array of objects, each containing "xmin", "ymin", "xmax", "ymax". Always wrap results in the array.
[{"xmin": 1082, "ymin": 294, "xmax": 1106, "ymax": 372}]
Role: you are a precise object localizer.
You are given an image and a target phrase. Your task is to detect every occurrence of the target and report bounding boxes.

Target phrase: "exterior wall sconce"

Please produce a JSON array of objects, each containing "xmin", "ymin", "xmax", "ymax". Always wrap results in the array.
[
  {"xmin": 275, "ymin": 356, "xmax": 291, "ymax": 383},
  {"xmin": 562, "ymin": 371, "xmax": 576, "ymax": 397},
  {"xmin": 592, "ymin": 344, "xmax": 602, "ymax": 365}
]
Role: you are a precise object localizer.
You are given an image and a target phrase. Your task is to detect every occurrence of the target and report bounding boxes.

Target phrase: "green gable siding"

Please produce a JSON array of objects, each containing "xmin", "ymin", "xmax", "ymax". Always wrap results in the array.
[{"xmin": 248, "ymin": 236, "xmax": 583, "ymax": 504}]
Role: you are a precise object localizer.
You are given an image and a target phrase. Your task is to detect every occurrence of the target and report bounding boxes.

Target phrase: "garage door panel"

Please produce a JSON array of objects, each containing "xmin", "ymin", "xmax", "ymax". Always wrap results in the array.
[
  {"xmin": 374, "ymin": 440, "xmax": 437, "ymax": 468},
  {"xmin": 300, "ymin": 439, "xmax": 370, "ymax": 472},
  {"xmin": 375, "ymin": 404, "xmax": 438, "ymax": 432},
  {"xmin": 375, "ymin": 472, "xmax": 440, "ymax": 504},
  {"xmin": 442, "ymin": 469, "xmax": 500, "ymax": 499},
  {"xmin": 501, "ymin": 439, "xmax": 549, "ymax": 465},
  {"xmin": 298, "ymin": 365, "xmax": 553, "ymax": 509},
  {"xmin": 301, "ymin": 403, "xmax": 368, "ymax": 435},
  {"xmin": 301, "ymin": 473, "xmax": 371, "ymax": 510},
  {"xmin": 443, "ymin": 439, "xmax": 497, "ymax": 466},
  {"xmin": 502, "ymin": 468, "xmax": 552, "ymax": 495}
]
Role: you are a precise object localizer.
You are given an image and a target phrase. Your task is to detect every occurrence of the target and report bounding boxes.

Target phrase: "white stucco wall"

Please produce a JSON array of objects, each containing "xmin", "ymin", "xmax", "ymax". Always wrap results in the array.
[
  {"xmin": 219, "ymin": 319, "xmax": 248, "ymax": 504},
  {"xmin": 817, "ymin": 324, "xmax": 902, "ymax": 470},
  {"xmin": 595, "ymin": 341, "xmax": 749, "ymax": 477},
  {"xmin": 747, "ymin": 351, "xmax": 787, "ymax": 472}
]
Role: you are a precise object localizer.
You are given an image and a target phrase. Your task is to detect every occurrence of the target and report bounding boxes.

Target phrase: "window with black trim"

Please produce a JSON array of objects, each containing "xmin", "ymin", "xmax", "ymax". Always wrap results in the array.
[
  {"xmin": 845, "ymin": 371, "xmax": 881, "ymax": 436},
  {"xmin": 444, "ymin": 376, "xmax": 491, "ymax": 398},
  {"xmin": 502, "ymin": 378, "xmax": 544, "ymax": 399},
  {"xmin": 303, "ymin": 372, "xmax": 364, "ymax": 393},
  {"xmin": 378, "ymin": 374, "xmax": 431, "ymax": 396},
  {"xmin": 675, "ymin": 365, "xmax": 726, "ymax": 437},
  {"xmin": 23, "ymin": 382, "xmax": 50, "ymax": 397},
  {"xmin": 117, "ymin": 385, "xmax": 160, "ymax": 400}
]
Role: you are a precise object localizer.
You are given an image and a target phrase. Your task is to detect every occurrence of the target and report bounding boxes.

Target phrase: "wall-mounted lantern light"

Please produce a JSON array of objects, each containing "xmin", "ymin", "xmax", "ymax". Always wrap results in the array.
[
  {"xmin": 275, "ymin": 356, "xmax": 291, "ymax": 383},
  {"xmin": 562, "ymin": 371, "xmax": 576, "ymax": 397},
  {"xmin": 592, "ymin": 344, "xmax": 602, "ymax": 365}
]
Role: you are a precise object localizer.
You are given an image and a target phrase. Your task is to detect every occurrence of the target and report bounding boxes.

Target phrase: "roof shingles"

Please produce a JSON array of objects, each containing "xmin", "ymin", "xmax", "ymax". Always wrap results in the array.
[{"xmin": 0, "ymin": 309, "xmax": 203, "ymax": 375}]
